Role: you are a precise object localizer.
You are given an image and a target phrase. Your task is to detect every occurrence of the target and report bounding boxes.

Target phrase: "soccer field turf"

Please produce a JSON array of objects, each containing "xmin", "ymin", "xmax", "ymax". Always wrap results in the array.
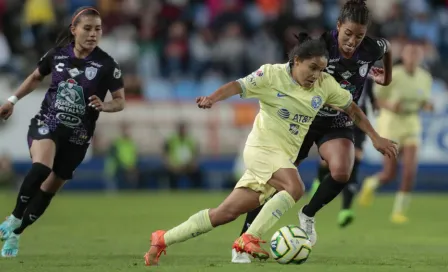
[{"xmin": 0, "ymin": 192, "xmax": 447, "ymax": 272}]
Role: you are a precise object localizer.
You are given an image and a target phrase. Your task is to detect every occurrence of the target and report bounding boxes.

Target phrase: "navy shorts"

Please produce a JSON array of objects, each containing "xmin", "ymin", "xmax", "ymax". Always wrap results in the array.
[
  {"xmin": 296, "ymin": 126, "xmax": 354, "ymax": 162},
  {"xmin": 27, "ymin": 118, "xmax": 89, "ymax": 180}
]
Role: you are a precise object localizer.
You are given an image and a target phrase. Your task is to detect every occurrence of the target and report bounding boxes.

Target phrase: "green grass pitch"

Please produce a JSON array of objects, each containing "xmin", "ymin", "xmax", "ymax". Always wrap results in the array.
[{"xmin": 0, "ymin": 191, "xmax": 447, "ymax": 272}]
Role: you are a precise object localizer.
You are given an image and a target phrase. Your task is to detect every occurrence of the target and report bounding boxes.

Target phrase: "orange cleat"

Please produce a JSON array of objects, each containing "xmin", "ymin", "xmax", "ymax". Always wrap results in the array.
[
  {"xmin": 232, "ymin": 233, "xmax": 269, "ymax": 261},
  {"xmin": 144, "ymin": 230, "xmax": 167, "ymax": 266}
]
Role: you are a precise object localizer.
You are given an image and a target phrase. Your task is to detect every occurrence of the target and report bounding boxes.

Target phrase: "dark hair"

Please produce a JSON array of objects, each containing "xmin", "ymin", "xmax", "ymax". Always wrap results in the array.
[
  {"xmin": 55, "ymin": 6, "xmax": 101, "ymax": 47},
  {"xmin": 338, "ymin": 0, "xmax": 370, "ymax": 26},
  {"xmin": 288, "ymin": 33, "xmax": 329, "ymax": 63}
]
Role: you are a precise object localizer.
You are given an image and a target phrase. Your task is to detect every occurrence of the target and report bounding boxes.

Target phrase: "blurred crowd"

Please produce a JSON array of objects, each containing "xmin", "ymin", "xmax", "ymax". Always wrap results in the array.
[{"xmin": 0, "ymin": 0, "xmax": 448, "ymax": 99}]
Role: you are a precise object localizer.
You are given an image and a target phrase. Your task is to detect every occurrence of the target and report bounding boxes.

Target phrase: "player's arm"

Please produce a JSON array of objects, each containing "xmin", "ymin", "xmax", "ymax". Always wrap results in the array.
[
  {"xmin": 325, "ymin": 76, "xmax": 397, "ymax": 157},
  {"xmin": 101, "ymin": 61, "xmax": 125, "ymax": 113},
  {"xmin": 375, "ymin": 38, "xmax": 392, "ymax": 86},
  {"xmin": 197, "ymin": 65, "xmax": 271, "ymax": 108},
  {"xmin": 7, "ymin": 49, "xmax": 54, "ymax": 105},
  {"xmin": 421, "ymin": 73, "xmax": 434, "ymax": 112}
]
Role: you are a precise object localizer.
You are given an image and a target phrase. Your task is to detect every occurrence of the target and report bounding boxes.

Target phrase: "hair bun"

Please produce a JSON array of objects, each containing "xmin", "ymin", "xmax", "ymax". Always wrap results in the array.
[{"xmin": 294, "ymin": 32, "xmax": 311, "ymax": 43}]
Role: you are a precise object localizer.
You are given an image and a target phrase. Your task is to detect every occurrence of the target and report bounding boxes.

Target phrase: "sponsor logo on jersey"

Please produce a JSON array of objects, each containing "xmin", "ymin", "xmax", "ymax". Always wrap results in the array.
[
  {"xmin": 113, "ymin": 68, "xmax": 122, "ymax": 79},
  {"xmin": 55, "ymin": 79, "xmax": 86, "ymax": 127},
  {"xmin": 255, "ymin": 69, "xmax": 263, "ymax": 77},
  {"xmin": 329, "ymin": 58, "xmax": 340, "ymax": 63},
  {"xmin": 67, "ymin": 68, "xmax": 84, "ymax": 78},
  {"xmin": 54, "ymin": 55, "xmax": 69, "ymax": 60},
  {"xmin": 340, "ymin": 71, "xmax": 354, "ymax": 79},
  {"xmin": 340, "ymin": 80, "xmax": 356, "ymax": 93},
  {"xmin": 357, "ymin": 60, "xmax": 371, "ymax": 65},
  {"xmin": 38, "ymin": 125, "xmax": 49, "ymax": 135},
  {"xmin": 277, "ymin": 92, "xmax": 287, "ymax": 97},
  {"xmin": 277, "ymin": 108, "xmax": 290, "ymax": 119},
  {"xmin": 88, "ymin": 61, "xmax": 103, "ymax": 68}
]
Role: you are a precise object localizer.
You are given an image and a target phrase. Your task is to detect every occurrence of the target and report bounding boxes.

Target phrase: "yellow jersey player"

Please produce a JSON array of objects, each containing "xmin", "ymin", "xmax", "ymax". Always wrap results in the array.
[
  {"xmin": 143, "ymin": 35, "xmax": 398, "ymax": 266},
  {"xmin": 359, "ymin": 43, "xmax": 433, "ymax": 223}
]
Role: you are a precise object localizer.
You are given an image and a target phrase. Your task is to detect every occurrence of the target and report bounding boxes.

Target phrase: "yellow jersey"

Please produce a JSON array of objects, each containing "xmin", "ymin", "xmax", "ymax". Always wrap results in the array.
[
  {"xmin": 237, "ymin": 63, "xmax": 353, "ymax": 160},
  {"xmin": 376, "ymin": 65, "xmax": 432, "ymax": 116}
]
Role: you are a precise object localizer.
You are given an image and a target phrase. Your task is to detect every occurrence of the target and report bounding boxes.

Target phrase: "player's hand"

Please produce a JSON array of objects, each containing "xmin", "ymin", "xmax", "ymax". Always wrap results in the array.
[
  {"xmin": 88, "ymin": 95, "xmax": 104, "ymax": 112},
  {"xmin": 196, "ymin": 96, "xmax": 214, "ymax": 109},
  {"xmin": 368, "ymin": 67, "xmax": 386, "ymax": 85},
  {"xmin": 372, "ymin": 137, "xmax": 398, "ymax": 159},
  {"xmin": 0, "ymin": 102, "xmax": 14, "ymax": 121}
]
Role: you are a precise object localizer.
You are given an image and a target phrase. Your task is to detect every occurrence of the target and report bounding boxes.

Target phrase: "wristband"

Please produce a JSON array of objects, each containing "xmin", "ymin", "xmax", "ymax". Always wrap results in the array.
[{"xmin": 7, "ymin": 96, "xmax": 18, "ymax": 105}]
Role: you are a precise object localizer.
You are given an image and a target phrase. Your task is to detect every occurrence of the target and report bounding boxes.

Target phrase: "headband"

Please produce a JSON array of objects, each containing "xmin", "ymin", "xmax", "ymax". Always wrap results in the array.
[{"xmin": 71, "ymin": 8, "xmax": 100, "ymax": 25}]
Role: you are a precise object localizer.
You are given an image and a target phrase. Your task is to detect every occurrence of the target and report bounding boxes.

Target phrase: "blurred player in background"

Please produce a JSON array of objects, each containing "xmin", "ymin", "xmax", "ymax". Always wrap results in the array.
[
  {"xmin": 144, "ymin": 35, "xmax": 397, "ymax": 266},
  {"xmin": 359, "ymin": 42, "xmax": 433, "ymax": 223},
  {"xmin": 0, "ymin": 6, "xmax": 125, "ymax": 257},
  {"xmin": 234, "ymin": 0, "xmax": 393, "ymax": 262}
]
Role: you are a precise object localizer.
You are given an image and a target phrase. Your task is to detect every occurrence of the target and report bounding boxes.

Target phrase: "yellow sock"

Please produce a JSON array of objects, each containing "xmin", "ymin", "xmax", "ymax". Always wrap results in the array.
[
  {"xmin": 246, "ymin": 191, "xmax": 296, "ymax": 238},
  {"xmin": 164, "ymin": 209, "xmax": 213, "ymax": 246},
  {"xmin": 392, "ymin": 192, "xmax": 411, "ymax": 214},
  {"xmin": 366, "ymin": 176, "xmax": 380, "ymax": 190}
]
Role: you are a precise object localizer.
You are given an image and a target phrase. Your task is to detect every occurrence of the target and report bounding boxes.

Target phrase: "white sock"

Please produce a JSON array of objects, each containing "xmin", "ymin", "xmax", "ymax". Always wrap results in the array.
[{"xmin": 392, "ymin": 192, "xmax": 411, "ymax": 214}]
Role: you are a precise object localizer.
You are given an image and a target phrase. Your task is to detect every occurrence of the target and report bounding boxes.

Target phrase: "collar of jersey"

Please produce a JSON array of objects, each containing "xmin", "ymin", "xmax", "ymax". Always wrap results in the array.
[{"xmin": 285, "ymin": 63, "xmax": 300, "ymax": 86}]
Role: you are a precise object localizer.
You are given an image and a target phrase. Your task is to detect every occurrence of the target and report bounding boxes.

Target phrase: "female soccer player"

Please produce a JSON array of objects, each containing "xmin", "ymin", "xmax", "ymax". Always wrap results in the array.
[
  {"xmin": 0, "ymin": 6, "xmax": 125, "ymax": 257},
  {"xmin": 233, "ymin": 1, "xmax": 393, "ymax": 261},
  {"xmin": 359, "ymin": 42, "xmax": 433, "ymax": 223},
  {"xmin": 144, "ymin": 34, "xmax": 397, "ymax": 266}
]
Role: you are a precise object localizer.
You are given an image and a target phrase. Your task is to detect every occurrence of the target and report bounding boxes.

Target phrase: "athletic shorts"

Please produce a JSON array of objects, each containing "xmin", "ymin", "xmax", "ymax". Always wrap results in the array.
[
  {"xmin": 235, "ymin": 145, "xmax": 296, "ymax": 205},
  {"xmin": 27, "ymin": 118, "xmax": 89, "ymax": 180},
  {"xmin": 296, "ymin": 126, "xmax": 354, "ymax": 162},
  {"xmin": 354, "ymin": 126, "xmax": 366, "ymax": 150}
]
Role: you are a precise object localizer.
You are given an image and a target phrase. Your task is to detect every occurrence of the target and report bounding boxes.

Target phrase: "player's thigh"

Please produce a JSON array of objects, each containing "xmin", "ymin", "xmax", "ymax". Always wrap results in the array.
[
  {"xmin": 401, "ymin": 144, "xmax": 419, "ymax": 173},
  {"xmin": 268, "ymin": 168, "xmax": 305, "ymax": 201},
  {"xmin": 41, "ymin": 172, "xmax": 66, "ymax": 193},
  {"xmin": 52, "ymin": 142, "xmax": 89, "ymax": 181},
  {"xmin": 27, "ymin": 118, "xmax": 57, "ymax": 167},
  {"xmin": 317, "ymin": 128, "xmax": 355, "ymax": 181}
]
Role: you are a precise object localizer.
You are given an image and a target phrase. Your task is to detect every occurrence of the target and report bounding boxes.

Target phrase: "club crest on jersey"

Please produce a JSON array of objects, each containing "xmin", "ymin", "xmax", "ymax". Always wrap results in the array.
[
  {"xmin": 85, "ymin": 67, "xmax": 98, "ymax": 80},
  {"xmin": 38, "ymin": 125, "xmax": 49, "ymax": 135},
  {"xmin": 311, "ymin": 96, "xmax": 323, "ymax": 110},
  {"xmin": 359, "ymin": 63, "xmax": 369, "ymax": 77}
]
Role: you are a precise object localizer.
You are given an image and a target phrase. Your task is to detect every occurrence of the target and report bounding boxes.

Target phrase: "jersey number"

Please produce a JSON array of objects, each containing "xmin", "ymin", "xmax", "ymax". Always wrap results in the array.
[
  {"xmin": 325, "ymin": 65, "xmax": 335, "ymax": 75},
  {"xmin": 55, "ymin": 63, "xmax": 65, "ymax": 72}
]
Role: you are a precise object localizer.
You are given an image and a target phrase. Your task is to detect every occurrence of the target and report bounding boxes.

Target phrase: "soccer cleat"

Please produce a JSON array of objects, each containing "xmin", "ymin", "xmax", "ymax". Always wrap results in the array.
[
  {"xmin": 0, "ymin": 216, "xmax": 22, "ymax": 242},
  {"xmin": 231, "ymin": 248, "xmax": 251, "ymax": 263},
  {"xmin": 308, "ymin": 178, "xmax": 320, "ymax": 198},
  {"xmin": 233, "ymin": 233, "xmax": 269, "ymax": 261},
  {"xmin": 358, "ymin": 177, "xmax": 377, "ymax": 207},
  {"xmin": 144, "ymin": 230, "xmax": 167, "ymax": 266},
  {"xmin": 338, "ymin": 209, "xmax": 355, "ymax": 228},
  {"xmin": 298, "ymin": 208, "xmax": 317, "ymax": 246},
  {"xmin": 390, "ymin": 213, "xmax": 409, "ymax": 224},
  {"xmin": 1, "ymin": 232, "xmax": 20, "ymax": 257}
]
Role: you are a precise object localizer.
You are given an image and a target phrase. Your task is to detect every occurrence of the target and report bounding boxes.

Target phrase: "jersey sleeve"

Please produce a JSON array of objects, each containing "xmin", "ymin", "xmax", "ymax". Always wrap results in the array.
[
  {"xmin": 370, "ymin": 37, "xmax": 389, "ymax": 61},
  {"xmin": 105, "ymin": 60, "xmax": 124, "ymax": 92},
  {"xmin": 37, "ymin": 48, "xmax": 56, "ymax": 76},
  {"xmin": 322, "ymin": 75, "xmax": 353, "ymax": 110},
  {"xmin": 237, "ymin": 64, "xmax": 272, "ymax": 99}
]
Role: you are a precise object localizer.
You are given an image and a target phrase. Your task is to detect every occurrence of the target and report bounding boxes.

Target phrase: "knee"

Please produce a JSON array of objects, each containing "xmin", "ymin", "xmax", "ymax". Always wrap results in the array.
[
  {"xmin": 283, "ymin": 182, "xmax": 304, "ymax": 202},
  {"xmin": 329, "ymin": 164, "xmax": 351, "ymax": 183}
]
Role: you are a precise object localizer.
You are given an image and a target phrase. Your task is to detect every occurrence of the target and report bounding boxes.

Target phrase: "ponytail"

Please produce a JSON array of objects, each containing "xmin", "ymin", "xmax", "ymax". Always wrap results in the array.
[
  {"xmin": 55, "ymin": 26, "xmax": 75, "ymax": 47},
  {"xmin": 294, "ymin": 32, "xmax": 312, "ymax": 43}
]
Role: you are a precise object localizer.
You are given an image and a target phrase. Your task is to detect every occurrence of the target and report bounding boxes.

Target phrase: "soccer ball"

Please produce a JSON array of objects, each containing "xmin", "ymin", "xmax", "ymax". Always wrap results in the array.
[{"xmin": 270, "ymin": 225, "xmax": 312, "ymax": 264}]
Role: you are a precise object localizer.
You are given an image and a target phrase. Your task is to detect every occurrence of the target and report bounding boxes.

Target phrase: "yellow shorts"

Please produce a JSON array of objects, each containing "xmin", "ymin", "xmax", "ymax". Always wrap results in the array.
[
  {"xmin": 377, "ymin": 111, "xmax": 421, "ymax": 147},
  {"xmin": 235, "ymin": 145, "xmax": 296, "ymax": 205}
]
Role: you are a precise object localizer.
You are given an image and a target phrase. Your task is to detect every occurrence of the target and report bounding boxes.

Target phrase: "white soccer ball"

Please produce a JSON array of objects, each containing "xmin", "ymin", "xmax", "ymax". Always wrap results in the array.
[{"xmin": 270, "ymin": 225, "xmax": 312, "ymax": 264}]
